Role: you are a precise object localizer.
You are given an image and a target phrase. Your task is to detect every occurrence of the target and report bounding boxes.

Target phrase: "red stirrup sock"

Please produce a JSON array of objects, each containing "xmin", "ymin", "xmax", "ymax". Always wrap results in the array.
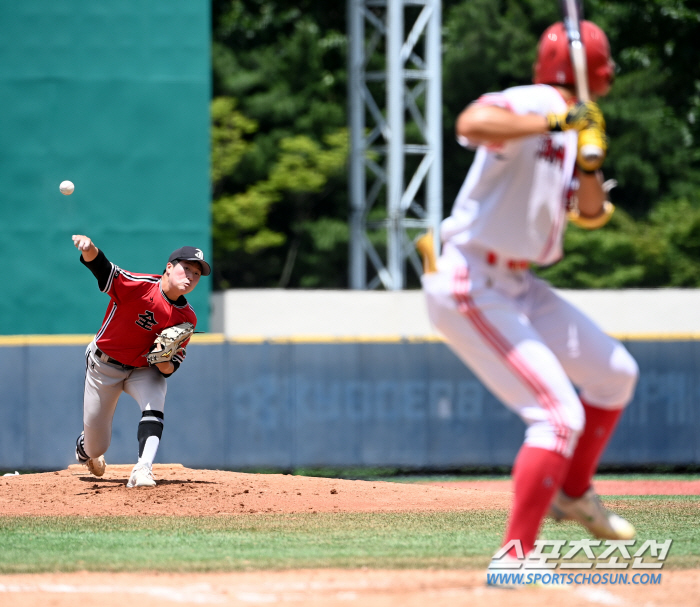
[
  {"xmin": 504, "ymin": 445, "xmax": 569, "ymax": 557},
  {"xmin": 562, "ymin": 402, "xmax": 624, "ymax": 499}
]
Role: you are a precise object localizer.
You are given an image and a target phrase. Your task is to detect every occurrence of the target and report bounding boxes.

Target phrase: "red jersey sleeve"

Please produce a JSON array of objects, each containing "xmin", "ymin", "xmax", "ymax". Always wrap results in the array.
[{"xmin": 106, "ymin": 267, "xmax": 162, "ymax": 303}]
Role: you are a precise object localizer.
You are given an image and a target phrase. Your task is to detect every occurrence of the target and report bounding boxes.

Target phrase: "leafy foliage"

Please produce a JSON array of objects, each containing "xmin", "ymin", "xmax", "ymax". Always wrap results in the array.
[
  {"xmin": 538, "ymin": 200, "xmax": 700, "ymax": 288},
  {"xmin": 211, "ymin": 0, "xmax": 700, "ymax": 290},
  {"xmin": 211, "ymin": 0, "xmax": 348, "ymax": 288},
  {"xmin": 212, "ymin": 126, "xmax": 349, "ymax": 288}
]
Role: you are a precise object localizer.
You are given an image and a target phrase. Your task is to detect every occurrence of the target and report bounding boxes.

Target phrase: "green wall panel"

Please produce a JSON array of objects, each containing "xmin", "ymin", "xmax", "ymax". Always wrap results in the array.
[{"xmin": 0, "ymin": 1, "xmax": 211, "ymax": 333}]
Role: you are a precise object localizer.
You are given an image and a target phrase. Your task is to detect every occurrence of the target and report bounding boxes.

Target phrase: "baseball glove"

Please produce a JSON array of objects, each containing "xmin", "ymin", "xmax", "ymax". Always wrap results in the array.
[{"xmin": 147, "ymin": 322, "xmax": 194, "ymax": 365}]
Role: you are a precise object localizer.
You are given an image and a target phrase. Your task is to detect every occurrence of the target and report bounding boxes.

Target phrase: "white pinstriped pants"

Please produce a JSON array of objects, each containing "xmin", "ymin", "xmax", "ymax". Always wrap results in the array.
[
  {"xmin": 82, "ymin": 340, "xmax": 167, "ymax": 458},
  {"xmin": 422, "ymin": 253, "xmax": 638, "ymax": 458}
]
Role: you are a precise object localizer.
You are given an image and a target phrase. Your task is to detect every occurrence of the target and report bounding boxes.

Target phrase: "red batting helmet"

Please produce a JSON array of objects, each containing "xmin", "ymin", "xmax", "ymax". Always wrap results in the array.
[{"xmin": 534, "ymin": 21, "xmax": 614, "ymax": 96}]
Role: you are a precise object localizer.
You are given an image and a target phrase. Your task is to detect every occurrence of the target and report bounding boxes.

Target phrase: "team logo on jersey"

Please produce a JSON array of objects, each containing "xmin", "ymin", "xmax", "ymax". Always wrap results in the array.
[
  {"xmin": 135, "ymin": 310, "xmax": 158, "ymax": 331},
  {"xmin": 536, "ymin": 136, "xmax": 565, "ymax": 168}
]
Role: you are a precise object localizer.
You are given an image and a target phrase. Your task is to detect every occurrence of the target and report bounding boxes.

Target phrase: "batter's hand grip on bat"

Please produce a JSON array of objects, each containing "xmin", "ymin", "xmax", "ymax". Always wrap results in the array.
[
  {"xmin": 547, "ymin": 101, "xmax": 604, "ymax": 132},
  {"xmin": 577, "ymin": 126, "xmax": 607, "ymax": 172},
  {"xmin": 576, "ymin": 101, "xmax": 606, "ymax": 166},
  {"xmin": 559, "ymin": 0, "xmax": 605, "ymax": 161}
]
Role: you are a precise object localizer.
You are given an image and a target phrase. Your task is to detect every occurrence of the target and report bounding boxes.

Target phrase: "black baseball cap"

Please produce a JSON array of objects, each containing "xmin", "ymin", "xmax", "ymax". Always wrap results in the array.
[{"xmin": 167, "ymin": 246, "xmax": 211, "ymax": 276}]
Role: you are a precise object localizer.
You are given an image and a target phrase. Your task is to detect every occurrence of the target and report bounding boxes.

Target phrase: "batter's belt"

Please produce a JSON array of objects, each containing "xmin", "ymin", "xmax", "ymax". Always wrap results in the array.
[
  {"xmin": 485, "ymin": 251, "xmax": 530, "ymax": 271},
  {"xmin": 94, "ymin": 347, "xmax": 136, "ymax": 370}
]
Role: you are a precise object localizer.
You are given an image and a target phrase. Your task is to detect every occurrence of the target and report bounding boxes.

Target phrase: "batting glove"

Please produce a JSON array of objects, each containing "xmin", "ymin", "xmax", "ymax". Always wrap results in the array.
[
  {"xmin": 547, "ymin": 101, "xmax": 605, "ymax": 133},
  {"xmin": 576, "ymin": 126, "xmax": 608, "ymax": 173}
]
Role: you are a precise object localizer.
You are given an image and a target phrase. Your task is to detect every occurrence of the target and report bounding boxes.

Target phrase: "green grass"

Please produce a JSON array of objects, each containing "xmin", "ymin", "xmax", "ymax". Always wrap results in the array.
[
  {"xmin": 282, "ymin": 467, "xmax": 700, "ymax": 481},
  {"xmin": 542, "ymin": 497, "xmax": 700, "ymax": 569},
  {"xmin": 3, "ymin": 468, "xmax": 699, "ymax": 482},
  {"xmin": 282, "ymin": 468, "xmax": 700, "ymax": 483},
  {"xmin": 0, "ymin": 498, "xmax": 698, "ymax": 573},
  {"xmin": 385, "ymin": 473, "xmax": 700, "ymax": 483}
]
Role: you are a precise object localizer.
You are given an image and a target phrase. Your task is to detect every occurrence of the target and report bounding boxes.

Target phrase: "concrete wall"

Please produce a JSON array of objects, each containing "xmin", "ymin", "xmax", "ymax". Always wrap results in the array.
[
  {"xmin": 2, "ymin": 287, "xmax": 700, "ymax": 470},
  {"xmin": 211, "ymin": 289, "xmax": 700, "ymax": 339}
]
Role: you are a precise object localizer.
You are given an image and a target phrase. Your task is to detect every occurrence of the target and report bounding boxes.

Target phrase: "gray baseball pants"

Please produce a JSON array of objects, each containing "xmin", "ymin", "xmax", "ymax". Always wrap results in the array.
[{"xmin": 82, "ymin": 340, "xmax": 166, "ymax": 458}]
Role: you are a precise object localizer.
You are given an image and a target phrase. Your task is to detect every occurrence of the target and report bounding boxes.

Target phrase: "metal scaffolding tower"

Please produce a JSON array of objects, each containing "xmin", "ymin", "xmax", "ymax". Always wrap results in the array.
[{"xmin": 348, "ymin": 0, "xmax": 442, "ymax": 290}]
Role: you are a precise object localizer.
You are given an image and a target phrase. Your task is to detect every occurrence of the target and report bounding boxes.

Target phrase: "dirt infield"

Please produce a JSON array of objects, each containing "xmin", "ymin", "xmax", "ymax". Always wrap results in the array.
[
  {"xmin": 0, "ymin": 464, "xmax": 512, "ymax": 515},
  {"xmin": 1, "ymin": 569, "xmax": 698, "ymax": 607},
  {"xmin": 2, "ymin": 465, "xmax": 693, "ymax": 516},
  {"xmin": 0, "ymin": 465, "xmax": 697, "ymax": 606}
]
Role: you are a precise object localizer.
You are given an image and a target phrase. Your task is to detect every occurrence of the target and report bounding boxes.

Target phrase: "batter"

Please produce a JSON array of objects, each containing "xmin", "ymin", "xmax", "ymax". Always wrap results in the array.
[
  {"xmin": 71, "ymin": 234, "xmax": 210, "ymax": 488},
  {"xmin": 421, "ymin": 21, "xmax": 638, "ymax": 571}
]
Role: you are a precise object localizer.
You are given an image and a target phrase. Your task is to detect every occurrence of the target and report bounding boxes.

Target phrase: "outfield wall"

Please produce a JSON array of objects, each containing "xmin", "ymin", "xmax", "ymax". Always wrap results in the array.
[
  {"xmin": 210, "ymin": 288, "xmax": 700, "ymax": 339},
  {"xmin": 0, "ymin": 1, "xmax": 212, "ymax": 334},
  {"xmin": 1, "ymin": 332, "xmax": 698, "ymax": 470}
]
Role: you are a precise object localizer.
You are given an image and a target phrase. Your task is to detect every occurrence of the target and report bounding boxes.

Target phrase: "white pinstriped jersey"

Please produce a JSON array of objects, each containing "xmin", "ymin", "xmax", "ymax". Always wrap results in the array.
[{"xmin": 440, "ymin": 84, "xmax": 578, "ymax": 267}]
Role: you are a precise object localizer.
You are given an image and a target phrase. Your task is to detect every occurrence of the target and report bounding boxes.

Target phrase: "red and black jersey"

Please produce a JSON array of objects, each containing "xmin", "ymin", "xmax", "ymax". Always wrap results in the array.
[{"xmin": 81, "ymin": 250, "xmax": 197, "ymax": 369}]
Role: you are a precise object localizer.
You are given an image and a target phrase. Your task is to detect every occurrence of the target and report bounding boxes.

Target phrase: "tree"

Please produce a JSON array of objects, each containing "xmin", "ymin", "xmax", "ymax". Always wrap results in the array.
[
  {"xmin": 589, "ymin": 0, "xmax": 700, "ymax": 216},
  {"xmin": 213, "ymin": 129, "xmax": 349, "ymax": 288},
  {"xmin": 211, "ymin": 0, "xmax": 350, "ymax": 288},
  {"xmin": 210, "ymin": 0, "xmax": 700, "ymax": 289}
]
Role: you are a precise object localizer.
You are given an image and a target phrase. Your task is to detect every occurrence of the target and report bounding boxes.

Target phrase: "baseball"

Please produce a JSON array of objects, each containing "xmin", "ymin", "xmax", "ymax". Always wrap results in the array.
[{"xmin": 59, "ymin": 180, "xmax": 75, "ymax": 195}]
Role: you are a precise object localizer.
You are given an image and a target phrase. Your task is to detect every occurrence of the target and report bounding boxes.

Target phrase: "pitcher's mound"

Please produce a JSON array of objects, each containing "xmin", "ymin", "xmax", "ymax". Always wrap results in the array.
[{"xmin": 1, "ymin": 465, "xmax": 511, "ymax": 516}]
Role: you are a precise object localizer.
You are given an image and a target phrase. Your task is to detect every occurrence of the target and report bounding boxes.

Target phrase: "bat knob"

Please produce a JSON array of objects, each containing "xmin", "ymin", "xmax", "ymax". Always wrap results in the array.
[{"xmin": 580, "ymin": 144, "xmax": 604, "ymax": 162}]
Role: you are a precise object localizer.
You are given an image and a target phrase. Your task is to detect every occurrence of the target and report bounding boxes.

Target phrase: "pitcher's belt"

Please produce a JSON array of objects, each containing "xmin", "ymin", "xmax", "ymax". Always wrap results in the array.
[{"xmin": 95, "ymin": 347, "xmax": 136, "ymax": 370}]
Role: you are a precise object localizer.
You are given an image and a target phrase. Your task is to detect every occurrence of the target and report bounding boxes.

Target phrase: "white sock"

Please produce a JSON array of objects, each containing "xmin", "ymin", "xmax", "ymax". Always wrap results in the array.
[{"xmin": 139, "ymin": 436, "xmax": 160, "ymax": 467}]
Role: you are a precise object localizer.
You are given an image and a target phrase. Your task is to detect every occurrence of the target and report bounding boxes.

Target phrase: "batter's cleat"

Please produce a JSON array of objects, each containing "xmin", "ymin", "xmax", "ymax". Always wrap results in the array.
[
  {"xmin": 549, "ymin": 488, "xmax": 636, "ymax": 540},
  {"xmin": 75, "ymin": 432, "xmax": 106, "ymax": 477},
  {"xmin": 126, "ymin": 461, "xmax": 156, "ymax": 488}
]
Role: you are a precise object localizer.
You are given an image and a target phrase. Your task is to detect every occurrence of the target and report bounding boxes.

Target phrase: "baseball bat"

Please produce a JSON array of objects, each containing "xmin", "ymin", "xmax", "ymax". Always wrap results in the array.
[{"xmin": 559, "ymin": 0, "xmax": 604, "ymax": 164}]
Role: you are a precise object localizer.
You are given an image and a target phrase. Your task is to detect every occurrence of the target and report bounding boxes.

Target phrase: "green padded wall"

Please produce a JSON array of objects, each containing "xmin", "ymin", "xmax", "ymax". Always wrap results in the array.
[{"xmin": 0, "ymin": 1, "xmax": 211, "ymax": 333}]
